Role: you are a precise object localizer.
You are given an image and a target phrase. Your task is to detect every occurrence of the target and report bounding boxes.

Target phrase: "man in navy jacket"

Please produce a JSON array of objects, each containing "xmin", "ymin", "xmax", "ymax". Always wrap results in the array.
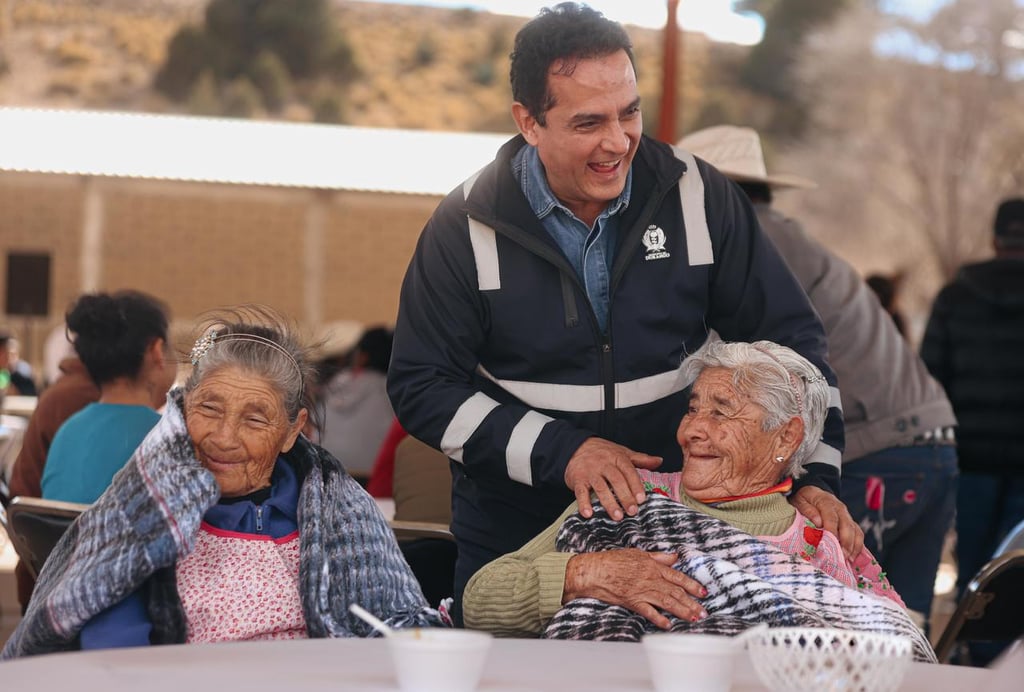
[{"xmin": 388, "ymin": 2, "xmax": 860, "ymax": 625}]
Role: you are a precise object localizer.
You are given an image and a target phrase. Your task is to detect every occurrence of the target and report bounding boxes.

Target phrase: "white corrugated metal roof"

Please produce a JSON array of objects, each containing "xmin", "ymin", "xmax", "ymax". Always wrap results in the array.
[{"xmin": 0, "ymin": 108, "xmax": 514, "ymax": 195}]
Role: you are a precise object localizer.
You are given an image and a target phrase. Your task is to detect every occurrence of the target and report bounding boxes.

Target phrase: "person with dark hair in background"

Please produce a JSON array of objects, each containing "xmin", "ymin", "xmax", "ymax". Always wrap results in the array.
[
  {"xmin": 922, "ymin": 197, "xmax": 1024, "ymax": 663},
  {"xmin": 39, "ymin": 290, "xmax": 176, "ymax": 504},
  {"xmin": 388, "ymin": 3, "xmax": 856, "ymax": 626},
  {"xmin": 679, "ymin": 125, "xmax": 958, "ymax": 634},
  {"xmin": 318, "ymin": 326, "xmax": 395, "ymax": 483}
]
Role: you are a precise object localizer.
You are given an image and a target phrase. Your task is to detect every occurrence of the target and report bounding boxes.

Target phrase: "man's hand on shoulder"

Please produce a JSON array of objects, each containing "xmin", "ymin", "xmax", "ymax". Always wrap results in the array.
[
  {"xmin": 564, "ymin": 437, "xmax": 662, "ymax": 521},
  {"xmin": 790, "ymin": 485, "xmax": 865, "ymax": 559}
]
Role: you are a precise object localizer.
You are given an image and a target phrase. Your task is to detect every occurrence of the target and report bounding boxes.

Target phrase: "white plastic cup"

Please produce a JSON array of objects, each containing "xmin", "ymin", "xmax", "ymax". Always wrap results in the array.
[
  {"xmin": 387, "ymin": 628, "xmax": 493, "ymax": 692},
  {"xmin": 642, "ymin": 632, "xmax": 738, "ymax": 692}
]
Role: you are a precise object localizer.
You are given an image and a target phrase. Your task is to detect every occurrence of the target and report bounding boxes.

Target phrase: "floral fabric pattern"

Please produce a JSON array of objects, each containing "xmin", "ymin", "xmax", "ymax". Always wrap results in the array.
[{"xmin": 177, "ymin": 524, "xmax": 307, "ymax": 642}]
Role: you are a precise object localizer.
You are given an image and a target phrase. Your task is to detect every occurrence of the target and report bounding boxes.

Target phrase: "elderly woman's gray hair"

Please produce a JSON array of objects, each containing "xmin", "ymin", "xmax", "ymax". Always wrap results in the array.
[
  {"xmin": 185, "ymin": 305, "xmax": 318, "ymax": 426},
  {"xmin": 680, "ymin": 340, "xmax": 829, "ymax": 478}
]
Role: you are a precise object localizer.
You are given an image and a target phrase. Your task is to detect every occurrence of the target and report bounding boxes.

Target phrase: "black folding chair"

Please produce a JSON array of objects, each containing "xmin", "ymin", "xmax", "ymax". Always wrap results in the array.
[
  {"xmin": 390, "ymin": 519, "xmax": 457, "ymax": 608},
  {"xmin": 994, "ymin": 518, "xmax": 1024, "ymax": 556},
  {"xmin": 5, "ymin": 496, "xmax": 89, "ymax": 578},
  {"xmin": 933, "ymin": 549, "xmax": 1024, "ymax": 663}
]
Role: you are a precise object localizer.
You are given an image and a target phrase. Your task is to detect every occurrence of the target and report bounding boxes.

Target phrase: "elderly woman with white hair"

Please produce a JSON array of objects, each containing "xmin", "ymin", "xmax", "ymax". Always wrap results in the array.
[
  {"xmin": 464, "ymin": 340, "xmax": 933, "ymax": 660},
  {"xmin": 3, "ymin": 307, "xmax": 442, "ymax": 659}
]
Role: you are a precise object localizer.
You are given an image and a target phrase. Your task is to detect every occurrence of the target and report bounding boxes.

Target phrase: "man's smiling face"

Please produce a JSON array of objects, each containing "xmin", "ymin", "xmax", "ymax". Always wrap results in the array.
[{"xmin": 512, "ymin": 49, "xmax": 642, "ymax": 227}]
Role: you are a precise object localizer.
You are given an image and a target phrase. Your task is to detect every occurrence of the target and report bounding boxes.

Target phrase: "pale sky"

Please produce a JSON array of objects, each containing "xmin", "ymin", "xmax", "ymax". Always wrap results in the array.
[{"xmin": 353, "ymin": 0, "xmax": 951, "ymax": 46}]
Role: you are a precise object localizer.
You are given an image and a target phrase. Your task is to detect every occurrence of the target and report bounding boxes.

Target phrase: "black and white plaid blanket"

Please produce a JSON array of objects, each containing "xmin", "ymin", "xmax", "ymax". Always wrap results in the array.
[{"xmin": 544, "ymin": 495, "xmax": 935, "ymax": 662}]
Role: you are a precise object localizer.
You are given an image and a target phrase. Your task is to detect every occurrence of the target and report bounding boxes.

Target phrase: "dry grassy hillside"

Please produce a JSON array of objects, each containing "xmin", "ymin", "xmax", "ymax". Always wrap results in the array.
[{"xmin": 0, "ymin": 0, "xmax": 711, "ymax": 133}]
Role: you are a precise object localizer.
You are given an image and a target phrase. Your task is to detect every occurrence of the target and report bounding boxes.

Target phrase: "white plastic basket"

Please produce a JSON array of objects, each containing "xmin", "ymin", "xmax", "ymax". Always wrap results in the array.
[{"xmin": 746, "ymin": 627, "xmax": 913, "ymax": 692}]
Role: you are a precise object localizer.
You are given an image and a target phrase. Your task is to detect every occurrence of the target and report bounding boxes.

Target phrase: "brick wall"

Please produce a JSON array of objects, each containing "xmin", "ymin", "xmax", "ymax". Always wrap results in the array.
[{"xmin": 0, "ymin": 172, "xmax": 440, "ymax": 369}]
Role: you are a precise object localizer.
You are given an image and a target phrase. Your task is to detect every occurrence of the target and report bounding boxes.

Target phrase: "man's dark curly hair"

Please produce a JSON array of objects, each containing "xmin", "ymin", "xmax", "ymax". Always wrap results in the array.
[{"xmin": 510, "ymin": 2, "xmax": 636, "ymax": 126}]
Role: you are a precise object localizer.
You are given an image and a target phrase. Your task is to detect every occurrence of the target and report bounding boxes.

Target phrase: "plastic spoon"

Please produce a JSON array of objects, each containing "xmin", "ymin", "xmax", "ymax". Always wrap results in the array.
[{"xmin": 349, "ymin": 603, "xmax": 395, "ymax": 638}]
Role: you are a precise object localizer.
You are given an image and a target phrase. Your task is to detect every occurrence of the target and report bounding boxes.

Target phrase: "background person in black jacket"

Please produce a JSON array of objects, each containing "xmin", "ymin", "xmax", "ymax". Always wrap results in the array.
[{"xmin": 921, "ymin": 197, "xmax": 1024, "ymax": 620}]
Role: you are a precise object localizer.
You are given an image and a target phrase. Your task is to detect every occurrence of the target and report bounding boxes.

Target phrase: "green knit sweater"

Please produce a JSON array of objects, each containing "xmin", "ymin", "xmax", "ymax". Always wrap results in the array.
[{"xmin": 462, "ymin": 492, "xmax": 796, "ymax": 637}]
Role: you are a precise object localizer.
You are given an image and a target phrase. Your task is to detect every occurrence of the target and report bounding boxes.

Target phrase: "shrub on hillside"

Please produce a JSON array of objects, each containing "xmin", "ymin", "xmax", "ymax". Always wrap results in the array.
[
  {"xmin": 311, "ymin": 82, "xmax": 345, "ymax": 123},
  {"xmin": 223, "ymin": 76, "xmax": 263, "ymax": 118},
  {"xmin": 251, "ymin": 50, "xmax": 292, "ymax": 112},
  {"xmin": 412, "ymin": 35, "xmax": 436, "ymax": 68},
  {"xmin": 187, "ymin": 69, "xmax": 220, "ymax": 116},
  {"xmin": 156, "ymin": 26, "xmax": 215, "ymax": 101},
  {"xmin": 155, "ymin": 0, "xmax": 357, "ymax": 111},
  {"xmin": 469, "ymin": 60, "xmax": 495, "ymax": 87}
]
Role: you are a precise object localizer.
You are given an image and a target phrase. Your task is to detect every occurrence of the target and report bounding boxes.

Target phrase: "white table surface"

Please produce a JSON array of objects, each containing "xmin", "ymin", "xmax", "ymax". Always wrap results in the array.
[{"xmin": 0, "ymin": 636, "xmax": 1007, "ymax": 691}]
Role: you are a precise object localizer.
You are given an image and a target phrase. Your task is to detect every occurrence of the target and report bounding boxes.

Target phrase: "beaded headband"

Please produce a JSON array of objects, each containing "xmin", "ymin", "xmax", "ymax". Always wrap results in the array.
[
  {"xmin": 751, "ymin": 343, "xmax": 826, "ymax": 415},
  {"xmin": 189, "ymin": 330, "xmax": 303, "ymax": 385}
]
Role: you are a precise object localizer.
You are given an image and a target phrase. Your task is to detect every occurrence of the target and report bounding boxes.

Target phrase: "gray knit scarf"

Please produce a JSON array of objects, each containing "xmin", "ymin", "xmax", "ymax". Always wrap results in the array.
[
  {"xmin": 2, "ymin": 388, "xmax": 441, "ymax": 659},
  {"xmin": 544, "ymin": 495, "xmax": 935, "ymax": 663}
]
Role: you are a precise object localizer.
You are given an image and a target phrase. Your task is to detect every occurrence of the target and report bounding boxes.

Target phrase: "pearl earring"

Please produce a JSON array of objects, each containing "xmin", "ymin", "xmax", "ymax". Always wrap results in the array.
[{"xmin": 774, "ymin": 456, "xmax": 785, "ymax": 464}]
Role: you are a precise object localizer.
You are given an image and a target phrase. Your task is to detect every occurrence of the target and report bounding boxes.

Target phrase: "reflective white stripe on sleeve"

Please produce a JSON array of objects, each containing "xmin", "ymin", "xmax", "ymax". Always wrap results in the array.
[
  {"xmin": 804, "ymin": 440, "xmax": 843, "ymax": 471},
  {"xmin": 468, "ymin": 218, "xmax": 501, "ymax": 291},
  {"xmin": 671, "ymin": 147, "xmax": 714, "ymax": 267},
  {"xmin": 463, "ymin": 168, "xmax": 501, "ymax": 291},
  {"xmin": 506, "ymin": 410, "xmax": 553, "ymax": 486},
  {"xmin": 615, "ymin": 367, "xmax": 697, "ymax": 410},
  {"xmin": 440, "ymin": 392, "xmax": 501, "ymax": 463},
  {"xmin": 477, "ymin": 365, "xmax": 602, "ymax": 412},
  {"xmin": 477, "ymin": 365, "xmax": 691, "ymax": 413},
  {"xmin": 830, "ymin": 386, "xmax": 843, "ymax": 412}
]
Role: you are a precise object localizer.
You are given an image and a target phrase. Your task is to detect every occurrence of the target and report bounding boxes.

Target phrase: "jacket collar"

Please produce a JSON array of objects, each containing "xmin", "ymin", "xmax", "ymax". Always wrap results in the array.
[{"xmin": 465, "ymin": 134, "xmax": 686, "ymax": 237}]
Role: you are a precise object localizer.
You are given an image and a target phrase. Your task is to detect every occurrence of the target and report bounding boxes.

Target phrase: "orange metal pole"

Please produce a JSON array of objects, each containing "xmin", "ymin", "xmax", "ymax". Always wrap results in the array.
[{"xmin": 657, "ymin": 0, "xmax": 680, "ymax": 143}]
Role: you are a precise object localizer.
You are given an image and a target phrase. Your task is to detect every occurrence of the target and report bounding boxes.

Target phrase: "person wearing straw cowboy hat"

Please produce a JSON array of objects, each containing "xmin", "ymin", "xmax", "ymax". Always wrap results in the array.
[{"xmin": 678, "ymin": 125, "xmax": 958, "ymax": 635}]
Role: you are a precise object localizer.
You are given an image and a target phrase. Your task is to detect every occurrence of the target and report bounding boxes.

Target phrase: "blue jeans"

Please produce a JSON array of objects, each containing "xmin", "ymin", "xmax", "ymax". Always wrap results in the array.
[
  {"xmin": 954, "ymin": 471, "xmax": 1024, "ymax": 666},
  {"xmin": 955, "ymin": 472, "xmax": 1024, "ymax": 594},
  {"xmin": 840, "ymin": 444, "xmax": 958, "ymax": 629}
]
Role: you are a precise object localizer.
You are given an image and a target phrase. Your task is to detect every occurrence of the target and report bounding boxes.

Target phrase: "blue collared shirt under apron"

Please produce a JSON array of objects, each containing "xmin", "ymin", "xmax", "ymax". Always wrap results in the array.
[{"xmin": 512, "ymin": 144, "xmax": 632, "ymax": 334}]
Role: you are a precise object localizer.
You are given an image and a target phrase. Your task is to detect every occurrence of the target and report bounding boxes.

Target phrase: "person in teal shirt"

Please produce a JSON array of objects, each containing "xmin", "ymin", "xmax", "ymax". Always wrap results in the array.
[{"xmin": 41, "ymin": 290, "xmax": 175, "ymax": 504}]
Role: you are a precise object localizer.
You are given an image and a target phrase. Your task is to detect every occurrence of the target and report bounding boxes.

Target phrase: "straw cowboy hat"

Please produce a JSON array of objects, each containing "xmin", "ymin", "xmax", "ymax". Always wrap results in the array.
[
  {"xmin": 677, "ymin": 125, "xmax": 816, "ymax": 190},
  {"xmin": 314, "ymin": 319, "xmax": 364, "ymax": 360}
]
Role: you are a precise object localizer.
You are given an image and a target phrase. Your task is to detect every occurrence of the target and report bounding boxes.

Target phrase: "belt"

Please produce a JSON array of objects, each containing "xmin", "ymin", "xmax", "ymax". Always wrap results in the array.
[{"xmin": 908, "ymin": 426, "xmax": 956, "ymax": 446}]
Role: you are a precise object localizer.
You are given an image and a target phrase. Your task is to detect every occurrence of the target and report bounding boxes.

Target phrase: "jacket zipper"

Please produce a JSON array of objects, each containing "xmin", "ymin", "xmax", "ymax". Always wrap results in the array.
[
  {"xmin": 478, "ymin": 216, "xmax": 611, "ymax": 434},
  {"xmin": 472, "ymin": 162, "xmax": 681, "ymax": 437},
  {"xmin": 601, "ymin": 170, "xmax": 683, "ymax": 432},
  {"xmin": 256, "ymin": 505, "xmax": 264, "ymax": 533}
]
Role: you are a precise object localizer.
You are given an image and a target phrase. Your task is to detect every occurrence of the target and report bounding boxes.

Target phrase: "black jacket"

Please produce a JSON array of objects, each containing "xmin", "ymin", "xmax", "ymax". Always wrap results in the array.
[
  {"xmin": 388, "ymin": 134, "xmax": 842, "ymax": 567},
  {"xmin": 922, "ymin": 257, "xmax": 1024, "ymax": 474}
]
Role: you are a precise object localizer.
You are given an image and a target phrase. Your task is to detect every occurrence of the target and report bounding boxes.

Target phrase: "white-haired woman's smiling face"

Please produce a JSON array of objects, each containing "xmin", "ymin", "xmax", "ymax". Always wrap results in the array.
[
  {"xmin": 184, "ymin": 365, "xmax": 306, "ymax": 497},
  {"xmin": 676, "ymin": 367, "xmax": 798, "ymax": 501}
]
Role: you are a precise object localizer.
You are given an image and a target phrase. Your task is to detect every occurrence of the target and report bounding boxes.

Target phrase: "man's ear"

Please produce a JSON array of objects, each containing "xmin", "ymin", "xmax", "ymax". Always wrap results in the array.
[{"xmin": 512, "ymin": 102, "xmax": 541, "ymax": 146}]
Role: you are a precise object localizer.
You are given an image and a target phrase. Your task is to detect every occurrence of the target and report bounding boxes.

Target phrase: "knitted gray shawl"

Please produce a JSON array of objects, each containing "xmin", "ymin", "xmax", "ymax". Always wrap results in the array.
[{"xmin": 2, "ymin": 388, "xmax": 441, "ymax": 659}]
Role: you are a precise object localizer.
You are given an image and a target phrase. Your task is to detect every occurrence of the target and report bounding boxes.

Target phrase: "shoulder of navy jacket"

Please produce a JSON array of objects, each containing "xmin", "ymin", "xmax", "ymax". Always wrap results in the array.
[{"xmin": 637, "ymin": 135, "xmax": 687, "ymax": 179}]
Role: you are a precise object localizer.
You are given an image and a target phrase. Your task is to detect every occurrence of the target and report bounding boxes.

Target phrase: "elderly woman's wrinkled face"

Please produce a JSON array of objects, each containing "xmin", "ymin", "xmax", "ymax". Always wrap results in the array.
[
  {"xmin": 185, "ymin": 365, "xmax": 307, "ymax": 497},
  {"xmin": 677, "ymin": 367, "xmax": 798, "ymax": 501}
]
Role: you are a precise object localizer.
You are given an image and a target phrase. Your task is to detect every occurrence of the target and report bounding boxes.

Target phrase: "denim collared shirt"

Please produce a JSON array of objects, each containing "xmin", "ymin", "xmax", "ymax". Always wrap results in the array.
[{"xmin": 512, "ymin": 144, "xmax": 632, "ymax": 334}]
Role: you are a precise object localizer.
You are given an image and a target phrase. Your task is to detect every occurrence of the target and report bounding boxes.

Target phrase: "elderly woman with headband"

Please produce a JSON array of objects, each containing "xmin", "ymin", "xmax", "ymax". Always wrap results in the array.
[
  {"xmin": 464, "ymin": 340, "xmax": 933, "ymax": 660},
  {"xmin": 3, "ymin": 307, "xmax": 441, "ymax": 658}
]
